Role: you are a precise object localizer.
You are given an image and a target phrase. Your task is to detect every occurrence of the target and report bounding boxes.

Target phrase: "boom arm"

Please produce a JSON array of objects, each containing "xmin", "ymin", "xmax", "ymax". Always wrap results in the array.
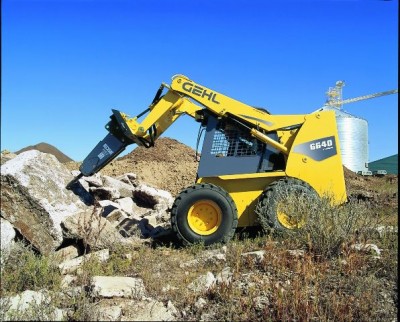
[
  {"xmin": 72, "ymin": 74, "xmax": 310, "ymax": 180},
  {"xmin": 111, "ymin": 74, "xmax": 307, "ymax": 146},
  {"xmin": 169, "ymin": 75, "xmax": 306, "ymax": 133},
  {"xmin": 67, "ymin": 74, "xmax": 347, "ymax": 204}
]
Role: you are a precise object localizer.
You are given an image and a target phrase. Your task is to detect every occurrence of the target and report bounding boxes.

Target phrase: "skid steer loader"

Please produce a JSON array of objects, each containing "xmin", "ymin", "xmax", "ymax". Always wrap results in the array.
[{"xmin": 67, "ymin": 74, "xmax": 347, "ymax": 245}]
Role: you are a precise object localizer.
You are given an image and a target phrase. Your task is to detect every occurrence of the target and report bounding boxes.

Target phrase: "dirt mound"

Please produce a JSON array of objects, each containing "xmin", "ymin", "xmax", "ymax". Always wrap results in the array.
[
  {"xmin": 343, "ymin": 166, "xmax": 358, "ymax": 181},
  {"xmin": 343, "ymin": 166, "xmax": 398, "ymax": 210},
  {"xmin": 120, "ymin": 137, "xmax": 197, "ymax": 164},
  {"xmin": 15, "ymin": 142, "xmax": 73, "ymax": 163},
  {"xmin": 106, "ymin": 138, "xmax": 199, "ymax": 196}
]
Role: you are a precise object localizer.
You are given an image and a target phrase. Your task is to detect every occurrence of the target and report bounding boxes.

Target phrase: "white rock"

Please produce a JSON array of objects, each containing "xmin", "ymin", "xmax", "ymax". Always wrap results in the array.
[
  {"xmin": 60, "ymin": 274, "xmax": 77, "ymax": 289},
  {"xmin": 167, "ymin": 300, "xmax": 179, "ymax": 317},
  {"xmin": 64, "ymin": 286, "xmax": 84, "ymax": 298},
  {"xmin": 216, "ymin": 267, "xmax": 233, "ymax": 285},
  {"xmin": 120, "ymin": 299, "xmax": 175, "ymax": 321},
  {"xmin": 1, "ymin": 151, "xmax": 91, "ymax": 252},
  {"xmin": 134, "ymin": 184, "xmax": 174, "ymax": 209},
  {"xmin": 0, "ymin": 217, "xmax": 16, "ymax": 254},
  {"xmin": 98, "ymin": 199, "xmax": 120, "ymax": 216},
  {"xmin": 187, "ymin": 272, "xmax": 216, "ymax": 293},
  {"xmin": 98, "ymin": 305, "xmax": 123, "ymax": 321},
  {"xmin": 90, "ymin": 186, "xmax": 121, "ymax": 200},
  {"xmin": 55, "ymin": 244, "xmax": 80, "ymax": 262},
  {"xmin": 106, "ymin": 209, "xmax": 129, "ymax": 226},
  {"xmin": 62, "ymin": 209, "xmax": 129, "ymax": 250},
  {"xmin": 241, "ymin": 250, "xmax": 266, "ymax": 263},
  {"xmin": 103, "ymin": 175, "xmax": 135, "ymax": 198},
  {"xmin": 195, "ymin": 297, "xmax": 207, "ymax": 310},
  {"xmin": 58, "ymin": 249, "xmax": 109, "ymax": 275},
  {"xmin": 82, "ymin": 173, "xmax": 103, "ymax": 187},
  {"xmin": 71, "ymin": 170, "xmax": 90, "ymax": 191},
  {"xmin": 132, "ymin": 202, "xmax": 152, "ymax": 217},
  {"xmin": 116, "ymin": 217, "xmax": 142, "ymax": 238},
  {"xmin": 144, "ymin": 213, "xmax": 158, "ymax": 227},
  {"xmin": 350, "ymin": 243, "xmax": 382, "ymax": 256},
  {"xmin": 116, "ymin": 197, "xmax": 135, "ymax": 215},
  {"xmin": 0, "ymin": 289, "xmax": 64, "ymax": 321},
  {"xmin": 91, "ymin": 276, "xmax": 146, "ymax": 299}
]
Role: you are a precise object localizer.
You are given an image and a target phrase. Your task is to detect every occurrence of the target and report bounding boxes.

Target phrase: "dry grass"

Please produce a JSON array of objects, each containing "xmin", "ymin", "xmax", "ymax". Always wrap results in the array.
[{"xmin": 0, "ymin": 183, "xmax": 397, "ymax": 321}]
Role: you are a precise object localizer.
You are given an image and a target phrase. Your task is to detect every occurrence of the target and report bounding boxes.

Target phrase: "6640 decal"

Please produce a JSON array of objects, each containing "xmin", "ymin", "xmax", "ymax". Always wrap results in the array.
[
  {"xmin": 310, "ymin": 139, "xmax": 333, "ymax": 151},
  {"xmin": 293, "ymin": 136, "xmax": 337, "ymax": 161}
]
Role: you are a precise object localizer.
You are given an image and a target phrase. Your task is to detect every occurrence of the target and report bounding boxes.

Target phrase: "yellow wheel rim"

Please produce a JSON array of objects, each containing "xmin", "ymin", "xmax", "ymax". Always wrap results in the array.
[
  {"xmin": 277, "ymin": 204, "xmax": 306, "ymax": 230},
  {"xmin": 187, "ymin": 200, "xmax": 222, "ymax": 235}
]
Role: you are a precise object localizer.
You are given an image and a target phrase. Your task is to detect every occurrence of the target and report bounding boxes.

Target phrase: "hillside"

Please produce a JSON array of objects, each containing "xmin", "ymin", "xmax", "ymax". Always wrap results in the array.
[{"xmin": 15, "ymin": 142, "xmax": 74, "ymax": 163}]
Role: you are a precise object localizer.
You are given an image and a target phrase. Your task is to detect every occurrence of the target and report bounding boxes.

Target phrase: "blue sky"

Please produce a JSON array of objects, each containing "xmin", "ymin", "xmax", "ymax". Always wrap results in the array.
[{"xmin": 2, "ymin": 0, "xmax": 398, "ymax": 163}]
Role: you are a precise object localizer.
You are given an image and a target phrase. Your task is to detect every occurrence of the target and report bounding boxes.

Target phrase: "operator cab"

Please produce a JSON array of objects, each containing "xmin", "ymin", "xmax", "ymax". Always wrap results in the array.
[{"xmin": 197, "ymin": 114, "xmax": 285, "ymax": 178}]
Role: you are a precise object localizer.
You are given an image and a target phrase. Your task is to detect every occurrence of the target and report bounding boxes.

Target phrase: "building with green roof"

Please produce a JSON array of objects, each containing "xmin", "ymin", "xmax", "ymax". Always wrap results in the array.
[{"xmin": 368, "ymin": 154, "xmax": 398, "ymax": 175}]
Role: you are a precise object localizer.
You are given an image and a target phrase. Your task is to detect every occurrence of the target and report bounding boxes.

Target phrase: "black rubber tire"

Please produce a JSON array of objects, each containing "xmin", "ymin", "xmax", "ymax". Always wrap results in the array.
[
  {"xmin": 171, "ymin": 183, "xmax": 238, "ymax": 246},
  {"xmin": 256, "ymin": 178, "xmax": 318, "ymax": 233}
]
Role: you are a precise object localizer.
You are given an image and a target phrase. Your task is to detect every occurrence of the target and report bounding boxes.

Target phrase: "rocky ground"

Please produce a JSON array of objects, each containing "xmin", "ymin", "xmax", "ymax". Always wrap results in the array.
[{"xmin": 0, "ymin": 139, "xmax": 398, "ymax": 321}]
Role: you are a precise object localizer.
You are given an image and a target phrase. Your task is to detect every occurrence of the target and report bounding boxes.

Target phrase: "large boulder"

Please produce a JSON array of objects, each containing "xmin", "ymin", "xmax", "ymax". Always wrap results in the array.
[
  {"xmin": 0, "ymin": 151, "xmax": 92, "ymax": 253},
  {"xmin": 0, "ymin": 217, "xmax": 16, "ymax": 265},
  {"xmin": 61, "ymin": 208, "xmax": 134, "ymax": 250}
]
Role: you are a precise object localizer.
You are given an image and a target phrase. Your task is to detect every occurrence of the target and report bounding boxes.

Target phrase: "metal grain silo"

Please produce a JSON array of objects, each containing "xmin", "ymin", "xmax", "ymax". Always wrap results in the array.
[
  {"xmin": 317, "ymin": 107, "xmax": 369, "ymax": 172},
  {"xmin": 316, "ymin": 80, "xmax": 397, "ymax": 173}
]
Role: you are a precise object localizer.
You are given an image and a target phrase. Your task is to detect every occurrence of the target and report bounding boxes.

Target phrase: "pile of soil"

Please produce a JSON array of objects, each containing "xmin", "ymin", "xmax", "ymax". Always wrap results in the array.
[
  {"xmin": 104, "ymin": 138, "xmax": 199, "ymax": 196},
  {"xmin": 343, "ymin": 166, "xmax": 398, "ymax": 209},
  {"xmin": 15, "ymin": 142, "xmax": 73, "ymax": 163}
]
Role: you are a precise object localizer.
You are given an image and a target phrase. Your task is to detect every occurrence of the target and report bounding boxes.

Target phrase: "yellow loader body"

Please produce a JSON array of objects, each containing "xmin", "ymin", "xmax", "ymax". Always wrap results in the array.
[{"xmin": 69, "ymin": 74, "xmax": 347, "ymax": 245}]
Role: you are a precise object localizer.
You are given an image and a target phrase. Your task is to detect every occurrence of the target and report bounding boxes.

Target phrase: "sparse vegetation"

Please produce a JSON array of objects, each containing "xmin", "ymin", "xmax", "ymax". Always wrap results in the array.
[
  {"xmin": 287, "ymin": 196, "xmax": 384, "ymax": 259},
  {"xmin": 1, "ymin": 190, "xmax": 397, "ymax": 321},
  {"xmin": 0, "ymin": 243, "xmax": 62, "ymax": 296}
]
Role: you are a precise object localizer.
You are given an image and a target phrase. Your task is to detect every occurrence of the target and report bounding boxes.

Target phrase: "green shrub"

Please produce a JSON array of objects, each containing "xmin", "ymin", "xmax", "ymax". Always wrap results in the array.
[
  {"xmin": 292, "ymin": 197, "xmax": 381, "ymax": 259},
  {"xmin": 257, "ymin": 188, "xmax": 380, "ymax": 259},
  {"xmin": 1, "ymin": 242, "xmax": 61, "ymax": 296}
]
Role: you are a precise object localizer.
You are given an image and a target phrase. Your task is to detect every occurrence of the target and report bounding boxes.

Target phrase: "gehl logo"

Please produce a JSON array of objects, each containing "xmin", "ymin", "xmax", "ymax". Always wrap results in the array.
[{"xmin": 182, "ymin": 82, "xmax": 220, "ymax": 104}]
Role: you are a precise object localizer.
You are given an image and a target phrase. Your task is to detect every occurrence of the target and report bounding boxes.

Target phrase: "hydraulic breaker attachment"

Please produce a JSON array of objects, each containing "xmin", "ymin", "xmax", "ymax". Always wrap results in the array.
[
  {"xmin": 79, "ymin": 132, "xmax": 129, "ymax": 176},
  {"xmin": 66, "ymin": 172, "xmax": 84, "ymax": 190},
  {"xmin": 66, "ymin": 110, "xmax": 135, "ymax": 190},
  {"xmin": 66, "ymin": 132, "xmax": 129, "ymax": 190}
]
